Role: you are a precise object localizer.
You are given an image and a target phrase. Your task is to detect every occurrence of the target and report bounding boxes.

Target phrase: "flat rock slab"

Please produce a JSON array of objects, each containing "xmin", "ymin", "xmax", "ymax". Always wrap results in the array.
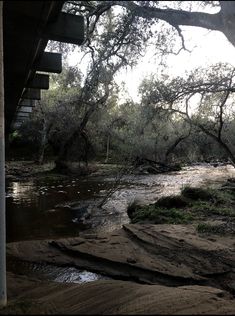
[
  {"xmin": 7, "ymin": 224, "xmax": 235, "ymax": 287},
  {"xmin": 2, "ymin": 272, "xmax": 235, "ymax": 315}
]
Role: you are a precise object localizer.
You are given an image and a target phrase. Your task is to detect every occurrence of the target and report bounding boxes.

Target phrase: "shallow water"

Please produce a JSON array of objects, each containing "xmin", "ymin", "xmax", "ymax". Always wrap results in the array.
[
  {"xmin": 6, "ymin": 176, "xmax": 120, "ymax": 242},
  {"xmin": 7, "ymin": 256, "xmax": 110, "ymax": 284},
  {"xmin": 6, "ymin": 163, "xmax": 235, "ymax": 284},
  {"xmin": 6, "ymin": 164, "xmax": 235, "ymax": 243}
]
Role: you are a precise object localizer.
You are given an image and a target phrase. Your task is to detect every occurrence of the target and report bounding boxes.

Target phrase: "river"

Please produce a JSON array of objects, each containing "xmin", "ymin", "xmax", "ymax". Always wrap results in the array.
[
  {"xmin": 6, "ymin": 163, "xmax": 235, "ymax": 284},
  {"xmin": 6, "ymin": 163, "xmax": 235, "ymax": 243}
]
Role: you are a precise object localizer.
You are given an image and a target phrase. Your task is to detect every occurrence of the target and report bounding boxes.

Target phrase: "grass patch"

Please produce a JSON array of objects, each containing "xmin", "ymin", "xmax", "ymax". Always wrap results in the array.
[
  {"xmin": 130, "ymin": 204, "xmax": 193, "ymax": 224},
  {"xmin": 128, "ymin": 185, "xmax": 235, "ymax": 225},
  {"xmin": 197, "ymin": 223, "xmax": 220, "ymax": 234},
  {"xmin": 189, "ymin": 188, "xmax": 235, "ymax": 217},
  {"xmin": 191, "ymin": 202, "xmax": 235, "ymax": 217},
  {"xmin": 196, "ymin": 222, "xmax": 235, "ymax": 235}
]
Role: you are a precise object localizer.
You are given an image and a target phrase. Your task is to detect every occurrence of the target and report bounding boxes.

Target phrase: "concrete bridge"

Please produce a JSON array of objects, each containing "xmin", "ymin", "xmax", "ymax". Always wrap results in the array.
[
  {"xmin": 0, "ymin": 0, "xmax": 84, "ymax": 306},
  {"xmin": 4, "ymin": 1, "xmax": 84, "ymax": 134}
]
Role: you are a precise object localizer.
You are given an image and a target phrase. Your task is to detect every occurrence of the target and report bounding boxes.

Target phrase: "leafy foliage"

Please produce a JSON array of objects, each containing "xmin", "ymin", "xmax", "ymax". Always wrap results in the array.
[{"xmin": 11, "ymin": 2, "xmax": 235, "ymax": 167}]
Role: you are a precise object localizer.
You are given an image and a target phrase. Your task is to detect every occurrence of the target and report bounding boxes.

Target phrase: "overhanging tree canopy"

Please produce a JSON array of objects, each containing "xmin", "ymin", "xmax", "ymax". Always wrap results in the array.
[{"xmin": 66, "ymin": 1, "xmax": 235, "ymax": 50}]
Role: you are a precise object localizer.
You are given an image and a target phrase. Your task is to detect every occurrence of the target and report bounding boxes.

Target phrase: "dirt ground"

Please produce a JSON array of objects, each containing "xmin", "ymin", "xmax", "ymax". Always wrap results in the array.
[
  {"xmin": 3, "ymin": 224, "xmax": 235, "ymax": 314},
  {"xmin": 1, "ymin": 272, "xmax": 235, "ymax": 315}
]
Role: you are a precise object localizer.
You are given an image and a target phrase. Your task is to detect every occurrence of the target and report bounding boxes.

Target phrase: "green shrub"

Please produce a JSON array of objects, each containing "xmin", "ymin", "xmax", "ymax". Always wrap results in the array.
[
  {"xmin": 155, "ymin": 195, "xmax": 188, "ymax": 209},
  {"xmin": 129, "ymin": 184, "xmax": 235, "ymax": 225},
  {"xmin": 181, "ymin": 186, "xmax": 215, "ymax": 201}
]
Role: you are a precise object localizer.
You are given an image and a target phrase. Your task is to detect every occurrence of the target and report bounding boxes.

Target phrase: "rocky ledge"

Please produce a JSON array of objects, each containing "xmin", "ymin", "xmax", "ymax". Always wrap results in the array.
[
  {"xmin": 6, "ymin": 224, "xmax": 235, "ymax": 295},
  {"xmin": 2, "ymin": 272, "xmax": 235, "ymax": 315}
]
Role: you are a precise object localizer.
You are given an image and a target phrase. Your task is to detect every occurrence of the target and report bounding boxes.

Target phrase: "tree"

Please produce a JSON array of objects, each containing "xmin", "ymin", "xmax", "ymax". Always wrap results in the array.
[
  {"xmin": 65, "ymin": 1, "xmax": 235, "ymax": 51},
  {"xmin": 50, "ymin": 4, "xmax": 153, "ymax": 171},
  {"xmin": 15, "ymin": 66, "xmax": 83, "ymax": 162},
  {"xmin": 139, "ymin": 63, "xmax": 235, "ymax": 164},
  {"xmin": 23, "ymin": 2, "xmax": 235, "ymax": 169}
]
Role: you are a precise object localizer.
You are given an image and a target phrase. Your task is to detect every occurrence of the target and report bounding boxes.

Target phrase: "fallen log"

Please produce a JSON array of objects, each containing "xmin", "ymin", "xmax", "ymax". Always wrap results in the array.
[{"xmin": 134, "ymin": 157, "xmax": 181, "ymax": 173}]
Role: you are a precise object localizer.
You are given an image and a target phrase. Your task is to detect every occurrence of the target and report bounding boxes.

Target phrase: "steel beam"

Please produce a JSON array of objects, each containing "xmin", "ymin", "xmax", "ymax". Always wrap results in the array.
[
  {"xmin": 36, "ymin": 52, "xmax": 62, "ymax": 73},
  {"xmin": 14, "ymin": 119, "xmax": 24, "ymax": 122},
  {"xmin": 27, "ymin": 73, "xmax": 49, "ymax": 90},
  {"xmin": 43, "ymin": 12, "xmax": 84, "ymax": 45},
  {"xmin": 18, "ymin": 99, "xmax": 34, "ymax": 107},
  {"xmin": 17, "ymin": 106, "xmax": 32, "ymax": 113},
  {"xmin": 22, "ymin": 88, "xmax": 41, "ymax": 100},
  {"xmin": 16, "ymin": 113, "xmax": 30, "ymax": 117}
]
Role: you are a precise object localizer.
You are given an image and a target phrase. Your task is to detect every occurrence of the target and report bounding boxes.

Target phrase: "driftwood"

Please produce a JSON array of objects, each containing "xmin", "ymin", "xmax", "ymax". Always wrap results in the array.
[{"xmin": 134, "ymin": 157, "xmax": 181, "ymax": 174}]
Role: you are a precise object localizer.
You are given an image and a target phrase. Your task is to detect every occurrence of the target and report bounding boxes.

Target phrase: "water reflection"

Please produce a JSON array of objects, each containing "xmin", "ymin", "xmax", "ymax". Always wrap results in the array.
[
  {"xmin": 54, "ymin": 268, "xmax": 109, "ymax": 283},
  {"xmin": 6, "ymin": 181, "xmax": 37, "ymax": 204},
  {"xmin": 6, "ymin": 176, "xmax": 114, "ymax": 243},
  {"xmin": 7, "ymin": 256, "xmax": 110, "ymax": 284},
  {"xmin": 13, "ymin": 181, "xmax": 33, "ymax": 196}
]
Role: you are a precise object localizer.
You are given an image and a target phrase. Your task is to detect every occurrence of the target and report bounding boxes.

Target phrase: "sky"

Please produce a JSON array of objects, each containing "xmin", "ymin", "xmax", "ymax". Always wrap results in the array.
[
  {"xmin": 67, "ymin": 4, "xmax": 235, "ymax": 103},
  {"xmin": 113, "ymin": 27, "xmax": 235, "ymax": 103}
]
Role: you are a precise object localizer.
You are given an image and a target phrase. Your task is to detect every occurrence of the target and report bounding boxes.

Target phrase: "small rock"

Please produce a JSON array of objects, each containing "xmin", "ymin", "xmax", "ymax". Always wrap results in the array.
[
  {"xmin": 208, "ymin": 238, "xmax": 216, "ymax": 242},
  {"xmin": 70, "ymin": 240, "xmax": 85, "ymax": 246},
  {"xmin": 46, "ymin": 209, "xmax": 57, "ymax": 213},
  {"xmin": 126, "ymin": 258, "xmax": 137, "ymax": 264}
]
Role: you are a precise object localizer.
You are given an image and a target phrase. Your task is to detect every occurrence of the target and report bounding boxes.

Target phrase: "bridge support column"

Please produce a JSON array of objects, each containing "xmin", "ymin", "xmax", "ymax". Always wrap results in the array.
[{"xmin": 0, "ymin": 0, "xmax": 7, "ymax": 308}]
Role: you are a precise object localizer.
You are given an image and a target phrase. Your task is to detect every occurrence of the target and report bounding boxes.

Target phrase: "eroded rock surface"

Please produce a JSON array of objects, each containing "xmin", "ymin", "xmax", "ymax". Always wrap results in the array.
[
  {"xmin": 7, "ymin": 224, "xmax": 235, "ymax": 291},
  {"xmin": 2, "ymin": 272, "xmax": 235, "ymax": 315}
]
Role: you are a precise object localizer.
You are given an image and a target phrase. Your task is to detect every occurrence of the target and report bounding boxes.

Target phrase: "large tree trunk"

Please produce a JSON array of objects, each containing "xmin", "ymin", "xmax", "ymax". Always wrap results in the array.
[
  {"xmin": 105, "ymin": 134, "xmax": 110, "ymax": 163},
  {"xmin": 38, "ymin": 118, "xmax": 47, "ymax": 165},
  {"xmin": 55, "ymin": 129, "xmax": 80, "ymax": 172},
  {"xmin": 115, "ymin": 1, "xmax": 235, "ymax": 48},
  {"xmin": 55, "ymin": 106, "xmax": 96, "ymax": 171},
  {"xmin": 194, "ymin": 122, "xmax": 235, "ymax": 166},
  {"xmin": 165, "ymin": 134, "xmax": 190, "ymax": 162},
  {"xmin": 219, "ymin": 1, "xmax": 235, "ymax": 48},
  {"xmin": 55, "ymin": 129, "xmax": 92, "ymax": 172}
]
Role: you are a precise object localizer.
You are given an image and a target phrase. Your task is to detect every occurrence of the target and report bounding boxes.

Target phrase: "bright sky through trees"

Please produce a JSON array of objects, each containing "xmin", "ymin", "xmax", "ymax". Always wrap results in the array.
[
  {"xmin": 115, "ymin": 27, "xmax": 235, "ymax": 102},
  {"xmin": 68, "ymin": 25, "xmax": 235, "ymax": 103},
  {"xmin": 66, "ymin": 1, "xmax": 235, "ymax": 104}
]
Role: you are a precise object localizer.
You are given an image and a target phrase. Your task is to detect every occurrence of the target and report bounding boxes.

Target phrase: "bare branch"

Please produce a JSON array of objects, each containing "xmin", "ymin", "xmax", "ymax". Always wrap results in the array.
[
  {"xmin": 217, "ymin": 90, "xmax": 230, "ymax": 140},
  {"xmin": 172, "ymin": 24, "xmax": 192, "ymax": 53}
]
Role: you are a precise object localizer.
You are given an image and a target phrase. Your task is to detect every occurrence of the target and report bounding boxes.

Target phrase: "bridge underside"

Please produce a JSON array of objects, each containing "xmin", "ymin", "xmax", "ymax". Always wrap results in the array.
[
  {"xmin": 3, "ymin": 0, "xmax": 84, "ymax": 135},
  {"xmin": 0, "ymin": 0, "xmax": 85, "ymax": 306}
]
